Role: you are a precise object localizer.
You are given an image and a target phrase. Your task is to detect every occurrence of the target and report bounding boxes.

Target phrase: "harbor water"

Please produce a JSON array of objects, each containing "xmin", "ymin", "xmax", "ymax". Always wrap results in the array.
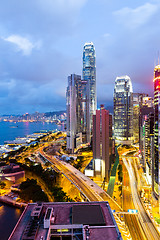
[{"xmin": 0, "ymin": 121, "xmax": 63, "ymax": 239}]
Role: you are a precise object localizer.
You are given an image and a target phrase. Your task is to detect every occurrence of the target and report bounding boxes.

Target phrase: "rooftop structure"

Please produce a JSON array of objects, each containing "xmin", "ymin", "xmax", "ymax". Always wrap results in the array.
[{"xmin": 9, "ymin": 201, "xmax": 122, "ymax": 240}]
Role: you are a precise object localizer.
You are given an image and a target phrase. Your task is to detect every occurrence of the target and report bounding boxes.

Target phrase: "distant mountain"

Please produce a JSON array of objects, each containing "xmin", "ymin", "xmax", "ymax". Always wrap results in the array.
[
  {"xmin": 1, "ymin": 114, "xmax": 16, "ymax": 116},
  {"xmin": 44, "ymin": 111, "xmax": 66, "ymax": 117},
  {"xmin": 0, "ymin": 111, "xmax": 66, "ymax": 118},
  {"xmin": 1, "ymin": 114, "xmax": 20, "ymax": 117}
]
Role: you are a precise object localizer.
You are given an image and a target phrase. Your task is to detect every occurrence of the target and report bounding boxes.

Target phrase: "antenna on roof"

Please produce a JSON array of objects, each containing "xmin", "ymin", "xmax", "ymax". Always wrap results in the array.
[{"xmin": 154, "ymin": 57, "xmax": 156, "ymax": 67}]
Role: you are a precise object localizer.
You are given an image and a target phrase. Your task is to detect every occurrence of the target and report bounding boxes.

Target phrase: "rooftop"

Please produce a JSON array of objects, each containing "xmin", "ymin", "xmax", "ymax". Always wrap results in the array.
[
  {"xmin": 72, "ymin": 205, "xmax": 105, "ymax": 226},
  {"xmin": 9, "ymin": 201, "xmax": 122, "ymax": 240}
]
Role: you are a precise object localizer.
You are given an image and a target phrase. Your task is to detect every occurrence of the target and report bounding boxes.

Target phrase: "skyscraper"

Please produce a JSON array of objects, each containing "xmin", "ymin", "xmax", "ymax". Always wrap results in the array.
[
  {"xmin": 153, "ymin": 64, "xmax": 160, "ymax": 200},
  {"xmin": 83, "ymin": 42, "xmax": 96, "ymax": 131},
  {"xmin": 132, "ymin": 93, "xmax": 149, "ymax": 143},
  {"xmin": 66, "ymin": 74, "xmax": 81, "ymax": 153},
  {"xmin": 143, "ymin": 112, "xmax": 154, "ymax": 184},
  {"xmin": 66, "ymin": 74, "xmax": 90, "ymax": 153},
  {"xmin": 139, "ymin": 97, "xmax": 154, "ymax": 166},
  {"xmin": 93, "ymin": 105, "xmax": 113, "ymax": 181},
  {"xmin": 77, "ymin": 79, "xmax": 90, "ymax": 143},
  {"xmin": 114, "ymin": 75, "xmax": 133, "ymax": 144}
]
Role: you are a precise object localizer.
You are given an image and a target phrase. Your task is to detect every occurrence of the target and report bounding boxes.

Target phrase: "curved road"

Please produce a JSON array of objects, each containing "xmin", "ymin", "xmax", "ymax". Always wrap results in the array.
[
  {"xmin": 123, "ymin": 164, "xmax": 147, "ymax": 240},
  {"xmin": 40, "ymin": 147, "xmax": 160, "ymax": 240},
  {"xmin": 123, "ymin": 157, "xmax": 160, "ymax": 240},
  {"xmin": 39, "ymin": 149, "xmax": 122, "ymax": 211}
]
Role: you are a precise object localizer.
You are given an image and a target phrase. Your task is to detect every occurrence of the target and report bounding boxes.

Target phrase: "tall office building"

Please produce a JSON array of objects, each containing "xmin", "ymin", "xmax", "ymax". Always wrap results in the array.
[
  {"xmin": 153, "ymin": 64, "xmax": 160, "ymax": 200},
  {"xmin": 77, "ymin": 80, "xmax": 90, "ymax": 143},
  {"xmin": 66, "ymin": 74, "xmax": 90, "ymax": 153},
  {"xmin": 83, "ymin": 42, "xmax": 96, "ymax": 131},
  {"xmin": 93, "ymin": 105, "xmax": 113, "ymax": 181},
  {"xmin": 114, "ymin": 76, "xmax": 133, "ymax": 144},
  {"xmin": 66, "ymin": 74, "xmax": 80, "ymax": 153}
]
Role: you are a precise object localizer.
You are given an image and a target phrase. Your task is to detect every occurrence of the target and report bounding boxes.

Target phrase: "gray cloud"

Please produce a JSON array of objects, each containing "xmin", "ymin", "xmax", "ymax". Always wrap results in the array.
[{"xmin": 0, "ymin": 0, "xmax": 159, "ymax": 114}]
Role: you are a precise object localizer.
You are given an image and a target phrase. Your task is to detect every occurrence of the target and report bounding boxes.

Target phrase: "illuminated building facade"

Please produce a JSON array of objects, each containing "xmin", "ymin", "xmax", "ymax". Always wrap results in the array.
[
  {"xmin": 93, "ymin": 105, "xmax": 112, "ymax": 181},
  {"xmin": 77, "ymin": 79, "xmax": 90, "ymax": 143},
  {"xmin": 132, "ymin": 93, "xmax": 148, "ymax": 143},
  {"xmin": 66, "ymin": 74, "xmax": 90, "ymax": 153},
  {"xmin": 153, "ymin": 64, "xmax": 160, "ymax": 199},
  {"xmin": 66, "ymin": 74, "xmax": 80, "ymax": 153},
  {"xmin": 142, "ymin": 113, "xmax": 154, "ymax": 184},
  {"xmin": 83, "ymin": 42, "xmax": 96, "ymax": 131},
  {"xmin": 114, "ymin": 76, "xmax": 133, "ymax": 144},
  {"xmin": 139, "ymin": 97, "xmax": 154, "ymax": 165}
]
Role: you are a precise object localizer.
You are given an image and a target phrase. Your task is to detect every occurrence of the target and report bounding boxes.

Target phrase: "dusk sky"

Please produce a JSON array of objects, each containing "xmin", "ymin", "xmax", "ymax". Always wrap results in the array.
[{"xmin": 0, "ymin": 0, "xmax": 160, "ymax": 114}]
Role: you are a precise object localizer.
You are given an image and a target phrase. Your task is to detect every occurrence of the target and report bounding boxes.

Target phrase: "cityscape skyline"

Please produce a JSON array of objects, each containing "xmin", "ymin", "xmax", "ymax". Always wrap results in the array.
[
  {"xmin": 1, "ymin": 1, "xmax": 160, "ymax": 239},
  {"xmin": 0, "ymin": 1, "xmax": 159, "ymax": 114}
]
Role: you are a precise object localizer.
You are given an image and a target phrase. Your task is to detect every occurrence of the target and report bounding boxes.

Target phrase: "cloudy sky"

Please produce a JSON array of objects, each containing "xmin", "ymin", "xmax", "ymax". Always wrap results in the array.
[{"xmin": 0, "ymin": 0, "xmax": 159, "ymax": 114}]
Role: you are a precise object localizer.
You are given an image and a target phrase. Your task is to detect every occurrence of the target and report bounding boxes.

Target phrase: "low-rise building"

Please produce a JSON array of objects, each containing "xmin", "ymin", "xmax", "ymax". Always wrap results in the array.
[
  {"xmin": 0, "ymin": 163, "xmax": 25, "ymax": 183},
  {"xmin": 9, "ymin": 201, "xmax": 122, "ymax": 240}
]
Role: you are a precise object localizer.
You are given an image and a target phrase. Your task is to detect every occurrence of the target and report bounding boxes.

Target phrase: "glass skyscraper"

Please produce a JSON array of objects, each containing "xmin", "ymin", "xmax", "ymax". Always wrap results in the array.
[
  {"xmin": 114, "ymin": 75, "xmax": 133, "ymax": 143},
  {"xmin": 83, "ymin": 42, "xmax": 96, "ymax": 130},
  {"xmin": 66, "ymin": 74, "xmax": 81, "ymax": 153},
  {"xmin": 66, "ymin": 74, "xmax": 90, "ymax": 153}
]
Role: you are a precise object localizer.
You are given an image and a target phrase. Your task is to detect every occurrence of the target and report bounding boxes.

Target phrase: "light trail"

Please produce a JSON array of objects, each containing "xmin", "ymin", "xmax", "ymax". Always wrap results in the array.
[{"xmin": 123, "ymin": 157, "xmax": 160, "ymax": 240}]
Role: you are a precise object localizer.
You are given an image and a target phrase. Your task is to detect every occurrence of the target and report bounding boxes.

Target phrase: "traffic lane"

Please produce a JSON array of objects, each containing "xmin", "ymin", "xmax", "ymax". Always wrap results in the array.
[
  {"xmin": 41, "ymin": 151, "xmax": 100, "ymax": 202},
  {"xmin": 40, "ymin": 149, "xmax": 122, "ymax": 210},
  {"xmin": 124, "ymin": 157, "xmax": 160, "ymax": 240},
  {"xmin": 123, "ymin": 164, "xmax": 147, "ymax": 240}
]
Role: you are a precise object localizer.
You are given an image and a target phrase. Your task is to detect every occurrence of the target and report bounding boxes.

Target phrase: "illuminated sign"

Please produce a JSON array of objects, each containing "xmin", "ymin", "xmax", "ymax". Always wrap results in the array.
[
  {"xmin": 127, "ymin": 209, "xmax": 138, "ymax": 213},
  {"xmin": 85, "ymin": 169, "xmax": 94, "ymax": 177},
  {"xmin": 57, "ymin": 229, "xmax": 69, "ymax": 232},
  {"xmin": 95, "ymin": 159, "xmax": 101, "ymax": 171}
]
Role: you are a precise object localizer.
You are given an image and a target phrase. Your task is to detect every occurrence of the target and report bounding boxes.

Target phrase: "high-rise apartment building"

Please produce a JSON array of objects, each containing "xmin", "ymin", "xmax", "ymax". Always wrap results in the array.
[
  {"xmin": 66, "ymin": 74, "xmax": 90, "ymax": 153},
  {"xmin": 142, "ymin": 113, "xmax": 154, "ymax": 184},
  {"xmin": 93, "ymin": 105, "xmax": 112, "ymax": 181},
  {"xmin": 83, "ymin": 42, "xmax": 96, "ymax": 131},
  {"xmin": 114, "ymin": 76, "xmax": 133, "ymax": 144},
  {"xmin": 132, "ymin": 93, "xmax": 149, "ymax": 143},
  {"xmin": 139, "ymin": 98, "xmax": 154, "ymax": 166},
  {"xmin": 153, "ymin": 64, "xmax": 160, "ymax": 199}
]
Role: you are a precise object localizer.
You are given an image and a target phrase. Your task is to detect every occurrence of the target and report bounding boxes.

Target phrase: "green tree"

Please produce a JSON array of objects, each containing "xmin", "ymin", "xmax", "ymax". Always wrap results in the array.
[
  {"xmin": 19, "ymin": 178, "xmax": 48, "ymax": 202},
  {"xmin": 118, "ymin": 164, "xmax": 123, "ymax": 182},
  {"xmin": 0, "ymin": 181, "xmax": 6, "ymax": 189}
]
